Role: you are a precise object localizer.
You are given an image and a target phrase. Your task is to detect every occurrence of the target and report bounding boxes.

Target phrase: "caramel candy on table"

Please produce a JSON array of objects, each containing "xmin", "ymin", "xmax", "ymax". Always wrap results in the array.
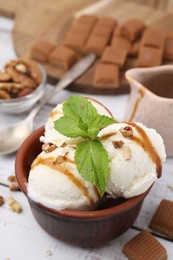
[
  {"xmin": 121, "ymin": 19, "xmax": 146, "ymax": 42},
  {"xmin": 92, "ymin": 24, "xmax": 114, "ymax": 38},
  {"xmin": 96, "ymin": 17, "xmax": 117, "ymax": 29},
  {"xmin": 69, "ymin": 22, "xmax": 93, "ymax": 37},
  {"xmin": 164, "ymin": 38, "xmax": 173, "ymax": 61},
  {"xmin": 136, "ymin": 46, "xmax": 163, "ymax": 67},
  {"xmin": 30, "ymin": 41, "xmax": 55, "ymax": 62},
  {"xmin": 122, "ymin": 230, "xmax": 167, "ymax": 260},
  {"xmin": 85, "ymin": 34, "xmax": 110, "ymax": 56},
  {"xmin": 64, "ymin": 32, "xmax": 88, "ymax": 54},
  {"xmin": 129, "ymin": 39, "xmax": 141, "ymax": 57},
  {"xmin": 93, "ymin": 63, "xmax": 119, "ymax": 89},
  {"xmin": 111, "ymin": 36, "xmax": 132, "ymax": 53},
  {"xmin": 101, "ymin": 46, "xmax": 128, "ymax": 68},
  {"xmin": 149, "ymin": 199, "xmax": 173, "ymax": 240},
  {"xmin": 141, "ymin": 28, "xmax": 165, "ymax": 49},
  {"xmin": 49, "ymin": 46, "xmax": 77, "ymax": 70},
  {"xmin": 77, "ymin": 14, "xmax": 98, "ymax": 27}
]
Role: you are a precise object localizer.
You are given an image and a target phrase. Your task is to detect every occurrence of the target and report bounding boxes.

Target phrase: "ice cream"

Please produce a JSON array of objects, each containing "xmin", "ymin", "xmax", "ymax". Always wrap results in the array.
[
  {"xmin": 28, "ymin": 98, "xmax": 113, "ymax": 210},
  {"xmin": 28, "ymin": 97, "xmax": 166, "ymax": 211},
  {"xmin": 98, "ymin": 122, "xmax": 166, "ymax": 198}
]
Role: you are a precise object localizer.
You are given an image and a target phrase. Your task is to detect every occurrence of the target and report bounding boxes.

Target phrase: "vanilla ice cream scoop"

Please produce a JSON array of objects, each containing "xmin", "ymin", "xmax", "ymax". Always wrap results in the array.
[
  {"xmin": 28, "ymin": 98, "xmax": 113, "ymax": 210},
  {"xmin": 28, "ymin": 145, "xmax": 100, "ymax": 210},
  {"xmin": 40, "ymin": 98, "xmax": 113, "ymax": 147},
  {"xmin": 98, "ymin": 122, "xmax": 166, "ymax": 198}
]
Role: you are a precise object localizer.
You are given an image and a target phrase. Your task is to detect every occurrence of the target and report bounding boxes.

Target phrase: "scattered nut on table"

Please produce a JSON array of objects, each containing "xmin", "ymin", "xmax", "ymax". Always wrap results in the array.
[{"xmin": 8, "ymin": 196, "xmax": 22, "ymax": 213}]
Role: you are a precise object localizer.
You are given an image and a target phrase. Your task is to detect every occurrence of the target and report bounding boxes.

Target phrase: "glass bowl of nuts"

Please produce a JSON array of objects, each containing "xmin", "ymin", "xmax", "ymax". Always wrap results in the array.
[{"xmin": 0, "ymin": 58, "xmax": 46, "ymax": 114}]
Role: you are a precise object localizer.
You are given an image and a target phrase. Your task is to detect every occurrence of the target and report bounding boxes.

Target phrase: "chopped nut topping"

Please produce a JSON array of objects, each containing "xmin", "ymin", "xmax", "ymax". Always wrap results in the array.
[
  {"xmin": 122, "ymin": 146, "xmax": 131, "ymax": 160},
  {"xmin": 54, "ymin": 156, "xmax": 64, "ymax": 164},
  {"xmin": 8, "ymin": 175, "xmax": 16, "ymax": 182},
  {"xmin": 0, "ymin": 195, "xmax": 4, "ymax": 206},
  {"xmin": 46, "ymin": 250, "xmax": 52, "ymax": 256},
  {"xmin": 15, "ymin": 63, "xmax": 28, "ymax": 74},
  {"xmin": 61, "ymin": 142, "xmax": 67, "ymax": 148},
  {"xmin": 8, "ymin": 197, "xmax": 22, "ymax": 213},
  {"xmin": 9, "ymin": 182, "xmax": 20, "ymax": 191},
  {"xmin": 120, "ymin": 126, "xmax": 133, "ymax": 137},
  {"xmin": 167, "ymin": 184, "xmax": 173, "ymax": 191},
  {"xmin": 42, "ymin": 143, "xmax": 57, "ymax": 153},
  {"xmin": 112, "ymin": 140, "xmax": 124, "ymax": 148}
]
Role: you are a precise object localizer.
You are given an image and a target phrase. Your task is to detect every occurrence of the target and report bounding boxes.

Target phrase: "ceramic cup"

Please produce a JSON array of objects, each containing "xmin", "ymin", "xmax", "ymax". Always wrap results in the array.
[{"xmin": 124, "ymin": 65, "xmax": 173, "ymax": 157}]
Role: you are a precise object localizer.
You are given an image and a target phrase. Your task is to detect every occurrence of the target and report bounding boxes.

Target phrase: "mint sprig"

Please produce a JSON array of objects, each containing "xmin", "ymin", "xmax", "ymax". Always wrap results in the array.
[{"xmin": 54, "ymin": 96, "xmax": 115, "ymax": 196}]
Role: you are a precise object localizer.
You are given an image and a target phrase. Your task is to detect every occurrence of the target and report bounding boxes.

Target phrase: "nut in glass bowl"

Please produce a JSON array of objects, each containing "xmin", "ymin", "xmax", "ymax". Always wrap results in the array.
[{"xmin": 0, "ymin": 58, "xmax": 46, "ymax": 114}]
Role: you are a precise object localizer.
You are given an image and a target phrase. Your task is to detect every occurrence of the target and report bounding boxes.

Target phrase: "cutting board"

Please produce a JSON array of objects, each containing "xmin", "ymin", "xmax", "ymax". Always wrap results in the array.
[{"xmin": 0, "ymin": 0, "xmax": 173, "ymax": 94}]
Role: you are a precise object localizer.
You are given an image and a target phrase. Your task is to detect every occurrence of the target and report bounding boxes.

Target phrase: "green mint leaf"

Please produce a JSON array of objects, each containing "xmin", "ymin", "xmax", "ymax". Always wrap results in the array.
[
  {"xmin": 54, "ymin": 116, "xmax": 88, "ymax": 138},
  {"xmin": 63, "ymin": 96, "xmax": 98, "ymax": 127},
  {"xmin": 75, "ymin": 140, "xmax": 109, "ymax": 196},
  {"xmin": 88, "ymin": 115, "xmax": 115, "ymax": 139}
]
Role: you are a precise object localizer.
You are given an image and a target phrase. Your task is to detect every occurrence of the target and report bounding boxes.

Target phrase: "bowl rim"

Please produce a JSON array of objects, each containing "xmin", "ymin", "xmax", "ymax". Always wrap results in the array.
[
  {"xmin": 15, "ymin": 126, "xmax": 151, "ymax": 220},
  {"xmin": 0, "ymin": 64, "xmax": 46, "ymax": 104}
]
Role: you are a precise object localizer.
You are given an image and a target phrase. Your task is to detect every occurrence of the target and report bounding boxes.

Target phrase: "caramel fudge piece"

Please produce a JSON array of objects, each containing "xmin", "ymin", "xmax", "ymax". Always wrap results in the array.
[
  {"xmin": 85, "ymin": 34, "xmax": 109, "ymax": 56},
  {"xmin": 136, "ymin": 46, "xmax": 163, "ymax": 67},
  {"xmin": 121, "ymin": 19, "xmax": 146, "ymax": 42},
  {"xmin": 93, "ymin": 63, "xmax": 119, "ymax": 89},
  {"xmin": 77, "ymin": 15, "xmax": 98, "ymax": 27},
  {"xmin": 149, "ymin": 199, "xmax": 173, "ymax": 239},
  {"xmin": 69, "ymin": 22, "xmax": 93, "ymax": 36},
  {"xmin": 141, "ymin": 29, "xmax": 165, "ymax": 49},
  {"xmin": 97, "ymin": 17, "xmax": 117, "ymax": 29},
  {"xmin": 92, "ymin": 24, "xmax": 113, "ymax": 38},
  {"xmin": 113, "ymin": 26, "xmax": 123, "ymax": 37},
  {"xmin": 164, "ymin": 38, "xmax": 173, "ymax": 61},
  {"xmin": 111, "ymin": 36, "xmax": 132, "ymax": 53},
  {"xmin": 64, "ymin": 33, "xmax": 88, "ymax": 54},
  {"xmin": 30, "ymin": 41, "xmax": 55, "ymax": 62},
  {"xmin": 122, "ymin": 230, "xmax": 167, "ymax": 260},
  {"xmin": 101, "ymin": 46, "xmax": 128, "ymax": 68},
  {"xmin": 49, "ymin": 46, "xmax": 77, "ymax": 70},
  {"xmin": 129, "ymin": 39, "xmax": 141, "ymax": 57}
]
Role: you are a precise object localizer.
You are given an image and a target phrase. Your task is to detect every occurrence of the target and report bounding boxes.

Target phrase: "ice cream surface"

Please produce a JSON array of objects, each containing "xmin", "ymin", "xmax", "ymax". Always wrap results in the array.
[
  {"xmin": 98, "ymin": 122, "xmax": 166, "ymax": 198},
  {"xmin": 28, "ymin": 96, "xmax": 166, "ymax": 210}
]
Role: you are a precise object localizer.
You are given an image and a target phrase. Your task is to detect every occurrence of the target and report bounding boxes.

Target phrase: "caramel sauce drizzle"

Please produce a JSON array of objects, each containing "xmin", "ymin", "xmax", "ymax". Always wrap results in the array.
[
  {"xmin": 49, "ymin": 110, "xmax": 62, "ymax": 119},
  {"xmin": 100, "ymin": 132, "xmax": 117, "ymax": 140},
  {"xmin": 127, "ymin": 122, "xmax": 162, "ymax": 178},
  {"xmin": 31, "ymin": 157, "xmax": 97, "ymax": 204},
  {"xmin": 129, "ymin": 87, "xmax": 146, "ymax": 121}
]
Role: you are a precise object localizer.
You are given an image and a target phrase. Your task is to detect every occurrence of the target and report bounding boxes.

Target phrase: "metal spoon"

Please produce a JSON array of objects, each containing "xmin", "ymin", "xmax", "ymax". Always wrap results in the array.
[{"xmin": 0, "ymin": 53, "xmax": 96, "ymax": 155}]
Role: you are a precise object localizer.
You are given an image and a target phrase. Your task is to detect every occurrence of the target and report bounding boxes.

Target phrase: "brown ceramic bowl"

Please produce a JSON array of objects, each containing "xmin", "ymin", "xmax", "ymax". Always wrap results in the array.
[{"xmin": 15, "ymin": 126, "xmax": 151, "ymax": 248}]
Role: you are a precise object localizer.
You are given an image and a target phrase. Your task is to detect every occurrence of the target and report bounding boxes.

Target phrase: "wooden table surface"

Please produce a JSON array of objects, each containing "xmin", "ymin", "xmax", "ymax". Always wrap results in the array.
[{"xmin": 0, "ymin": 1, "xmax": 173, "ymax": 259}]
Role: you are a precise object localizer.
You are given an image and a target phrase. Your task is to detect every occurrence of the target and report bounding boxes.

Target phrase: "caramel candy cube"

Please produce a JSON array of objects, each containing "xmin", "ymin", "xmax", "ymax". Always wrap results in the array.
[
  {"xmin": 164, "ymin": 38, "xmax": 173, "ymax": 61},
  {"xmin": 101, "ymin": 46, "xmax": 128, "ymax": 68},
  {"xmin": 141, "ymin": 29, "xmax": 165, "ymax": 49},
  {"xmin": 92, "ymin": 24, "xmax": 113, "ymax": 38},
  {"xmin": 122, "ymin": 230, "xmax": 167, "ymax": 260},
  {"xmin": 97, "ymin": 17, "xmax": 117, "ymax": 29},
  {"xmin": 69, "ymin": 22, "xmax": 93, "ymax": 36},
  {"xmin": 111, "ymin": 36, "xmax": 132, "ymax": 53},
  {"xmin": 129, "ymin": 39, "xmax": 141, "ymax": 57},
  {"xmin": 149, "ymin": 199, "xmax": 173, "ymax": 239},
  {"xmin": 85, "ymin": 35, "xmax": 109, "ymax": 56},
  {"xmin": 49, "ymin": 46, "xmax": 77, "ymax": 70},
  {"xmin": 113, "ymin": 26, "xmax": 123, "ymax": 37},
  {"xmin": 93, "ymin": 63, "xmax": 119, "ymax": 89},
  {"xmin": 136, "ymin": 46, "xmax": 163, "ymax": 67},
  {"xmin": 64, "ymin": 33, "xmax": 88, "ymax": 54},
  {"xmin": 30, "ymin": 41, "xmax": 55, "ymax": 62},
  {"xmin": 77, "ymin": 15, "xmax": 98, "ymax": 27},
  {"xmin": 121, "ymin": 19, "xmax": 146, "ymax": 41}
]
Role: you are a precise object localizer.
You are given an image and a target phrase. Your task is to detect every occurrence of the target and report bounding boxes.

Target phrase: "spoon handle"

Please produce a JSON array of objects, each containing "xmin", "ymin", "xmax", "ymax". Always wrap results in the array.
[{"xmin": 28, "ymin": 53, "xmax": 96, "ymax": 120}]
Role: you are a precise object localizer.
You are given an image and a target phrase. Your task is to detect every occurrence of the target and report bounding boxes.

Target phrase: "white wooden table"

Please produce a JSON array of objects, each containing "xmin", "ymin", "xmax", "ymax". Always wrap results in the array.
[{"xmin": 0, "ymin": 17, "xmax": 173, "ymax": 260}]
